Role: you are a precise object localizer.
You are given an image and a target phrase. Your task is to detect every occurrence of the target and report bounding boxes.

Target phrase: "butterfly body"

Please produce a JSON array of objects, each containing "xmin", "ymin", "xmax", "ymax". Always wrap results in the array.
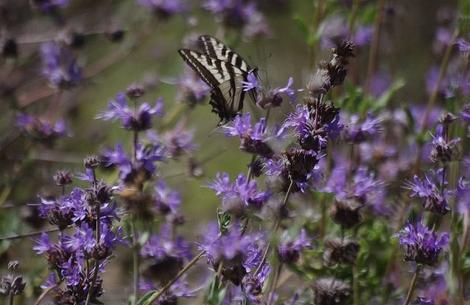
[{"xmin": 178, "ymin": 35, "xmax": 257, "ymax": 123}]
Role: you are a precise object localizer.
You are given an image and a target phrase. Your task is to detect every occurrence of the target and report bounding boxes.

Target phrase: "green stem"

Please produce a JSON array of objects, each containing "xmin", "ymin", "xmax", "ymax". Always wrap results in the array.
[
  {"xmin": 9, "ymin": 294, "xmax": 14, "ymax": 305},
  {"xmin": 353, "ymin": 264, "xmax": 359, "ymax": 305},
  {"xmin": 131, "ymin": 217, "xmax": 139, "ymax": 305},
  {"xmin": 143, "ymin": 251, "xmax": 205, "ymax": 305},
  {"xmin": 402, "ymin": 266, "xmax": 421, "ymax": 305},
  {"xmin": 365, "ymin": 0, "xmax": 385, "ymax": 93}
]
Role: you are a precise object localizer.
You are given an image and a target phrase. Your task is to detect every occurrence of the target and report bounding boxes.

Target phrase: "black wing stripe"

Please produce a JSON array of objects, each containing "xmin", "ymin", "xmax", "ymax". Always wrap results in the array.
[{"xmin": 198, "ymin": 35, "xmax": 251, "ymax": 72}]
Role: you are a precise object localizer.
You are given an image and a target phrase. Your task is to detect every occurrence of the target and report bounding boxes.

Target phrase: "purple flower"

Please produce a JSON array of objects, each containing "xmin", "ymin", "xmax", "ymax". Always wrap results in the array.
[
  {"xmin": 154, "ymin": 180, "xmax": 181, "ymax": 215},
  {"xmin": 141, "ymin": 224, "xmax": 192, "ymax": 262},
  {"xmin": 203, "ymin": 0, "xmax": 255, "ymax": 27},
  {"xmin": 176, "ymin": 70, "xmax": 210, "ymax": 105},
  {"xmin": 397, "ymin": 222, "xmax": 449, "ymax": 266},
  {"xmin": 32, "ymin": 0, "xmax": 69, "ymax": 12},
  {"xmin": 369, "ymin": 71, "xmax": 391, "ymax": 97},
  {"xmin": 277, "ymin": 229, "xmax": 312, "ymax": 263},
  {"xmin": 344, "ymin": 113, "xmax": 382, "ymax": 143},
  {"xmin": 209, "ymin": 172, "xmax": 270, "ymax": 211},
  {"xmin": 457, "ymin": 177, "xmax": 470, "ymax": 213},
  {"xmin": 413, "ymin": 297, "xmax": 435, "ymax": 305},
  {"xmin": 242, "ymin": 71, "xmax": 261, "ymax": 92},
  {"xmin": 40, "ymin": 42, "xmax": 81, "ymax": 88},
  {"xmin": 33, "ymin": 233, "xmax": 53, "ymax": 255},
  {"xmin": 456, "ymin": 38, "xmax": 470, "ymax": 52},
  {"xmin": 137, "ymin": 0, "xmax": 186, "ymax": 17},
  {"xmin": 223, "ymin": 113, "xmax": 273, "ymax": 158},
  {"xmin": 353, "ymin": 25, "xmax": 374, "ymax": 46},
  {"xmin": 161, "ymin": 121, "xmax": 197, "ymax": 158},
  {"xmin": 98, "ymin": 93, "xmax": 164, "ymax": 131},
  {"xmin": 241, "ymin": 263, "xmax": 270, "ymax": 304},
  {"xmin": 460, "ymin": 103, "xmax": 470, "ymax": 122},
  {"xmin": 429, "ymin": 125, "xmax": 460, "ymax": 163},
  {"xmin": 16, "ymin": 113, "xmax": 67, "ymax": 143},
  {"xmin": 404, "ymin": 169, "xmax": 451, "ymax": 215}
]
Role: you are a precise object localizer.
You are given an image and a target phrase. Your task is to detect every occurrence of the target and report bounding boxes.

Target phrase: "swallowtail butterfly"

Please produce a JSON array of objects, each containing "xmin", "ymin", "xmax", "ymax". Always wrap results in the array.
[{"xmin": 178, "ymin": 35, "xmax": 257, "ymax": 123}]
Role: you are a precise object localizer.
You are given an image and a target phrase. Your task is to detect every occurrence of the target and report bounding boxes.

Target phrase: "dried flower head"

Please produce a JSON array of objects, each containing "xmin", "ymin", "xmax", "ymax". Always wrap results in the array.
[{"xmin": 323, "ymin": 238, "xmax": 359, "ymax": 266}]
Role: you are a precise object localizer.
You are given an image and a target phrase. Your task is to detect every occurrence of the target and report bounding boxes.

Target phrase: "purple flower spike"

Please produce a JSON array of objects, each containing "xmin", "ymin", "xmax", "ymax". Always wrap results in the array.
[{"xmin": 397, "ymin": 221, "xmax": 449, "ymax": 266}]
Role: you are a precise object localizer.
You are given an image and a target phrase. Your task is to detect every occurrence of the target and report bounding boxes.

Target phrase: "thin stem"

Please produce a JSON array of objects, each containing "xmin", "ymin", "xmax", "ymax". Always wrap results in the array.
[
  {"xmin": 365, "ymin": 0, "xmax": 385, "ymax": 93},
  {"xmin": 0, "ymin": 227, "xmax": 62, "ymax": 241},
  {"xmin": 402, "ymin": 266, "xmax": 421, "ymax": 305},
  {"xmin": 266, "ymin": 263, "xmax": 282, "ymax": 305},
  {"xmin": 352, "ymin": 264, "xmax": 359, "ymax": 305},
  {"xmin": 144, "ymin": 251, "xmax": 205, "ymax": 305},
  {"xmin": 131, "ymin": 216, "xmax": 139, "ymax": 305},
  {"xmin": 85, "ymin": 185, "xmax": 101, "ymax": 305},
  {"xmin": 34, "ymin": 285, "xmax": 57, "ymax": 305},
  {"xmin": 255, "ymin": 180, "xmax": 294, "ymax": 275},
  {"xmin": 9, "ymin": 293, "xmax": 14, "ymax": 305}
]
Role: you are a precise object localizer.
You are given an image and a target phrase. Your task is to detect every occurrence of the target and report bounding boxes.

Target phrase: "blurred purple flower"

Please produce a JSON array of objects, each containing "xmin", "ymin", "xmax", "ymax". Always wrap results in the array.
[
  {"xmin": 353, "ymin": 25, "xmax": 374, "ymax": 46},
  {"xmin": 40, "ymin": 42, "xmax": 81, "ymax": 88},
  {"xmin": 32, "ymin": 0, "xmax": 69, "ymax": 12},
  {"xmin": 141, "ymin": 224, "xmax": 192, "ymax": 262},
  {"xmin": 405, "ymin": 169, "xmax": 451, "ymax": 215},
  {"xmin": 16, "ymin": 113, "xmax": 67, "ymax": 143},
  {"xmin": 209, "ymin": 172, "xmax": 270, "ymax": 210},
  {"xmin": 457, "ymin": 177, "xmax": 470, "ymax": 213},
  {"xmin": 461, "ymin": 103, "xmax": 470, "ymax": 122},
  {"xmin": 137, "ymin": 0, "xmax": 186, "ymax": 17},
  {"xmin": 277, "ymin": 229, "xmax": 312, "ymax": 263},
  {"xmin": 344, "ymin": 113, "xmax": 382, "ymax": 143},
  {"xmin": 98, "ymin": 93, "xmax": 164, "ymax": 131},
  {"xmin": 161, "ymin": 121, "xmax": 197, "ymax": 158},
  {"xmin": 369, "ymin": 71, "xmax": 391, "ymax": 97},
  {"xmin": 456, "ymin": 38, "xmax": 470, "ymax": 52},
  {"xmin": 397, "ymin": 221, "xmax": 449, "ymax": 266},
  {"xmin": 154, "ymin": 180, "xmax": 181, "ymax": 215},
  {"xmin": 414, "ymin": 297, "xmax": 435, "ymax": 305},
  {"xmin": 176, "ymin": 70, "xmax": 210, "ymax": 106}
]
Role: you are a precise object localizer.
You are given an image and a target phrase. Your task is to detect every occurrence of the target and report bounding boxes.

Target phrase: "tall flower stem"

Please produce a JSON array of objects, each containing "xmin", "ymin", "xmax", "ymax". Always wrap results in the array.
[
  {"xmin": 352, "ymin": 264, "xmax": 359, "ymax": 305},
  {"xmin": 131, "ymin": 216, "xmax": 139, "ymax": 305},
  {"xmin": 255, "ymin": 180, "xmax": 294, "ymax": 275},
  {"xmin": 9, "ymin": 294, "xmax": 14, "ymax": 305},
  {"xmin": 402, "ymin": 265, "xmax": 421, "ymax": 305},
  {"xmin": 143, "ymin": 251, "xmax": 205, "ymax": 305},
  {"xmin": 365, "ymin": 0, "xmax": 385, "ymax": 92},
  {"xmin": 266, "ymin": 262, "xmax": 283, "ymax": 305}
]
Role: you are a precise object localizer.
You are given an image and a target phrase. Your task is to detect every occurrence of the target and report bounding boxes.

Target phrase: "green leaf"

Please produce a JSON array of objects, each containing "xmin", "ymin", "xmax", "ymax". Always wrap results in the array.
[
  {"xmin": 370, "ymin": 78, "xmax": 405, "ymax": 112},
  {"xmin": 136, "ymin": 290, "xmax": 157, "ymax": 305},
  {"xmin": 217, "ymin": 209, "xmax": 231, "ymax": 235}
]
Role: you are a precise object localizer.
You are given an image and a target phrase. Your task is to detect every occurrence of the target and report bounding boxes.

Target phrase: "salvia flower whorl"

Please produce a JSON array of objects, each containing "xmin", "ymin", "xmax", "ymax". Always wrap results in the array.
[
  {"xmin": 397, "ymin": 221, "xmax": 449, "ymax": 266},
  {"xmin": 329, "ymin": 198, "xmax": 363, "ymax": 229},
  {"xmin": 313, "ymin": 277, "xmax": 351, "ymax": 305},
  {"xmin": 323, "ymin": 238, "xmax": 360, "ymax": 266},
  {"xmin": 0, "ymin": 261, "xmax": 26, "ymax": 296},
  {"xmin": 54, "ymin": 170, "xmax": 73, "ymax": 186}
]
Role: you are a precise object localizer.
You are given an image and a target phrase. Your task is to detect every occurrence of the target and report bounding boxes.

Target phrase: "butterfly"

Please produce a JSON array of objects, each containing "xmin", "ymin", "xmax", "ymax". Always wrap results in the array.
[{"xmin": 178, "ymin": 35, "xmax": 258, "ymax": 124}]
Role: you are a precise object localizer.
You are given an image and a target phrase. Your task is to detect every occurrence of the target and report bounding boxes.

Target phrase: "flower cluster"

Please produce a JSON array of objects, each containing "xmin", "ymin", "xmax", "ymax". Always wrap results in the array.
[{"xmin": 40, "ymin": 42, "xmax": 81, "ymax": 88}]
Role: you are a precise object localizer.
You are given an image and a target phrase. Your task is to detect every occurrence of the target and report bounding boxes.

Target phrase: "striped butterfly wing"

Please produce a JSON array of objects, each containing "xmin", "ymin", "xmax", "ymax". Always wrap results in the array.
[
  {"xmin": 198, "ymin": 35, "xmax": 258, "ymax": 103},
  {"xmin": 178, "ymin": 48, "xmax": 247, "ymax": 122}
]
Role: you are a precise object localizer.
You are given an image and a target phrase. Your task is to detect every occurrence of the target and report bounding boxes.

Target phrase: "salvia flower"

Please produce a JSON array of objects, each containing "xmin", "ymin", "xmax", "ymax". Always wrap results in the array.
[
  {"xmin": 241, "ymin": 263, "xmax": 270, "ymax": 304},
  {"xmin": 456, "ymin": 38, "xmax": 470, "ymax": 52},
  {"xmin": 154, "ymin": 180, "xmax": 181, "ymax": 215},
  {"xmin": 140, "ymin": 278, "xmax": 193, "ymax": 304},
  {"xmin": 209, "ymin": 172, "xmax": 270, "ymax": 213},
  {"xmin": 176, "ymin": 70, "xmax": 211, "ymax": 106},
  {"xmin": 404, "ymin": 169, "xmax": 451, "ymax": 215},
  {"xmin": 323, "ymin": 238, "xmax": 359, "ymax": 266},
  {"xmin": 137, "ymin": 0, "xmax": 186, "ymax": 18},
  {"xmin": 413, "ymin": 297, "xmax": 435, "ymax": 305},
  {"xmin": 40, "ymin": 42, "xmax": 81, "ymax": 88},
  {"xmin": 277, "ymin": 229, "xmax": 312, "ymax": 263},
  {"xmin": 313, "ymin": 277, "xmax": 351, "ymax": 305},
  {"xmin": 16, "ymin": 113, "xmax": 67, "ymax": 144},
  {"xmin": 98, "ymin": 92, "xmax": 164, "ymax": 131},
  {"xmin": 141, "ymin": 223, "xmax": 191, "ymax": 284},
  {"xmin": 457, "ymin": 177, "xmax": 470, "ymax": 213},
  {"xmin": 344, "ymin": 113, "xmax": 383, "ymax": 143},
  {"xmin": 223, "ymin": 113, "xmax": 273, "ymax": 158},
  {"xmin": 461, "ymin": 103, "xmax": 470, "ymax": 122},
  {"xmin": 203, "ymin": 0, "xmax": 257, "ymax": 28},
  {"xmin": 199, "ymin": 223, "xmax": 264, "ymax": 285},
  {"xmin": 429, "ymin": 124, "xmax": 460, "ymax": 163},
  {"xmin": 397, "ymin": 222, "xmax": 449, "ymax": 266},
  {"xmin": 31, "ymin": 0, "xmax": 70, "ymax": 12},
  {"xmin": 161, "ymin": 121, "xmax": 197, "ymax": 158},
  {"xmin": 0, "ymin": 261, "xmax": 26, "ymax": 297}
]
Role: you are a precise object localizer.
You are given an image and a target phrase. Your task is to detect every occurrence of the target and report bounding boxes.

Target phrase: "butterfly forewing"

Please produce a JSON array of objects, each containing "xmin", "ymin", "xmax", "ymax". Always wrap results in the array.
[
  {"xmin": 198, "ymin": 35, "xmax": 250, "ymax": 72},
  {"xmin": 178, "ymin": 35, "xmax": 257, "ymax": 123}
]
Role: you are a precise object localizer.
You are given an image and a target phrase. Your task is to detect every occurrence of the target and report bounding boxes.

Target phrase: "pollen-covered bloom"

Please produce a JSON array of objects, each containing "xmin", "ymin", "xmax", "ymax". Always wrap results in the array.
[
  {"xmin": 209, "ymin": 172, "xmax": 270, "ymax": 212},
  {"xmin": 277, "ymin": 229, "xmax": 312, "ymax": 263},
  {"xmin": 397, "ymin": 222, "xmax": 449, "ymax": 266},
  {"xmin": 16, "ymin": 113, "xmax": 67, "ymax": 144},
  {"xmin": 404, "ymin": 169, "xmax": 451, "ymax": 215},
  {"xmin": 40, "ymin": 42, "xmax": 81, "ymax": 88},
  {"xmin": 98, "ymin": 92, "xmax": 164, "ymax": 131},
  {"xmin": 223, "ymin": 113, "xmax": 273, "ymax": 158}
]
